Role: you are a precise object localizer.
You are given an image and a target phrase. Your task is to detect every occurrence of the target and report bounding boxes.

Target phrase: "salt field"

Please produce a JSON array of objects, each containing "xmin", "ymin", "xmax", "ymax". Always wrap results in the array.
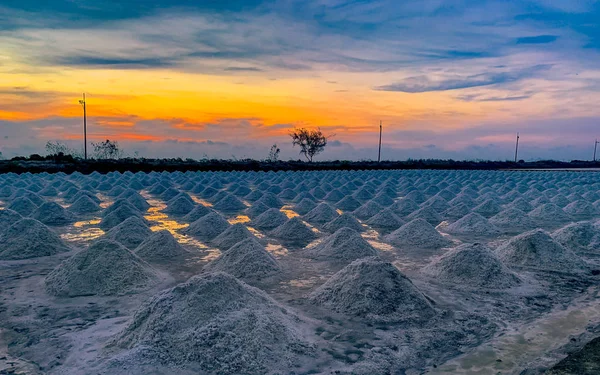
[{"xmin": 1, "ymin": 169, "xmax": 600, "ymax": 374}]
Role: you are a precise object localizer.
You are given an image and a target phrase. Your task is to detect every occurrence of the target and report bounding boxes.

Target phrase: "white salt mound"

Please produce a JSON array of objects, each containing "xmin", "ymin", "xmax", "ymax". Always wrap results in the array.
[
  {"xmin": 7, "ymin": 197, "xmax": 38, "ymax": 216},
  {"xmin": 211, "ymin": 223, "xmax": 256, "ymax": 250},
  {"xmin": 45, "ymin": 239, "xmax": 159, "ymax": 297},
  {"xmin": 270, "ymin": 217, "xmax": 317, "ymax": 244},
  {"xmin": 564, "ymin": 200, "xmax": 598, "ymax": 217},
  {"xmin": 304, "ymin": 203, "xmax": 339, "ymax": 224},
  {"xmin": 552, "ymin": 221, "xmax": 600, "ymax": 253},
  {"xmin": 104, "ymin": 216, "xmax": 153, "ymax": 249},
  {"xmin": 135, "ymin": 230, "xmax": 189, "ymax": 263},
  {"xmin": 204, "ymin": 238, "xmax": 281, "ymax": 281},
  {"xmin": 353, "ymin": 201, "xmax": 384, "ymax": 220},
  {"xmin": 100, "ymin": 204, "xmax": 145, "ymax": 230},
  {"xmin": 306, "ymin": 227, "xmax": 377, "ymax": 262},
  {"xmin": 183, "ymin": 212, "xmax": 230, "ymax": 240},
  {"xmin": 30, "ymin": 201, "xmax": 75, "ymax": 226},
  {"xmin": 68, "ymin": 195, "xmax": 101, "ymax": 214},
  {"xmin": 251, "ymin": 208, "xmax": 288, "ymax": 230},
  {"xmin": 182, "ymin": 204, "xmax": 212, "ymax": 222},
  {"xmin": 112, "ymin": 272, "xmax": 314, "ymax": 374},
  {"xmin": 489, "ymin": 208, "xmax": 536, "ymax": 231},
  {"xmin": 384, "ymin": 218, "xmax": 451, "ymax": 248},
  {"xmin": 0, "ymin": 209, "xmax": 23, "ymax": 233},
  {"xmin": 444, "ymin": 212, "xmax": 500, "ymax": 237},
  {"xmin": 496, "ymin": 229, "xmax": 587, "ymax": 273},
  {"xmin": 294, "ymin": 199, "xmax": 318, "ymax": 215},
  {"xmin": 309, "ymin": 257, "xmax": 435, "ymax": 323},
  {"xmin": 529, "ymin": 203, "xmax": 571, "ymax": 223},
  {"xmin": 423, "ymin": 243, "xmax": 521, "ymax": 289},
  {"xmin": 323, "ymin": 213, "xmax": 364, "ymax": 233},
  {"xmin": 365, "ymin": 209, "xmax": 405, "ymax": 230},
  {"xmin": 213, "ymin": 194, "xmax": 247, "ymax": 212},
  {"xmin": 0, "ymin": 218, "xmax": 71, "ymax": 260},
  {"xmin": 163, "ymin": 196, "xmax": 195, "ymax": 216}
]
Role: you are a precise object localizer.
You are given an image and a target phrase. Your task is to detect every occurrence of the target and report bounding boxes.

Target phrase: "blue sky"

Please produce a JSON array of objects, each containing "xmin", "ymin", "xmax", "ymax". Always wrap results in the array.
[{"xmin": 0, "ymin": 0, "xmax": 599, "ymax": 160}]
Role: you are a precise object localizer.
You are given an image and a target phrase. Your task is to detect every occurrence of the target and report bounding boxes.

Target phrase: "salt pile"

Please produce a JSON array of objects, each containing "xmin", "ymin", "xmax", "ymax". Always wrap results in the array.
[
  {"xmin": 384, "ymin": 218, "xmax": 451, "ymax": 248},
  {"xmin": 335, "ymin": 195, "xmax": 362, "ymax": 211},
  {"xmin": 304, "ymin": 203, "xmax": 339, "ymax": 224},
  {"xmin": 306, "ymin": 227, "xmax": 377, "ymax": 262},
  {"xmin": 30, "ymin": 202, "xmax": 75, "ymax": 226},
  {"xmin": 422, "ymin": 196, "xmax": 450, "ymax": 213},
  {"xmin": 365, "ymin": 208, "xmax": 405, "ymax": 231},
  {"xmin": 163, "ymin": 196, "xmax": 195, "ymax": 216},
  {"xmin": 407, "ymin": 206, "xmax": 443, "ymax": 225},
  {"xmin": 423, "ymin": 243, "xmax": 521, "ymax": 288},
  {"xmin": 68, "ymin": 195, "xmax": 101, "ymax": 214},
  {"xmin": 211, "ymin": 223, "xmax": 257, "ymax": 250},
  {"xmin": 135, "ymin": 230, "xmax": 189, "ymax": 263},
  {"xmin": 104, "ymin": 217, "xmax": 153, "ymax": 249},
  {"xmin": 251, "ymin": 208, "xmax": 288, "ymax": 230},
  {"xmin": 353, "ymin": 201, "xmax": 384, "ymax": 220},
  {"xmin": 213, "ymin": 194, "xmax": 247, "ymax": 212},
  {"xmin": 256, "ymin": 193, "xmax": 284, "ymax": 208},
  {"xmin": 45, "ymin": 239, "xmax": 159, "ymax": 297},
  {"xmin": 182, "ymin": 204, "xmax": 212, "ymax": 222},
  {"xmin": 564, "ymin": 200, "xmax": 598, "ymax": 217},
  {"xmin": 112, "ymin": 272, "xmax": 313, "ymax": 374},
  {"xmin": 183, "ymin": 212, "xmax": 231, "ymax": 240},
  {"xmin": 204, "ymin": 238, "xmax": 281, "ymax": 281},
  {"xmin": 473, "ymin": 199, "xmax": 501, "ymax": 218},
  {"xmin": 551, "ymin": 194, "xmax": 571, "ymax": 208},
  {"xmin": 372, "ymin": 192, "xmax": 395, "ymax": 207},
  {"xmin": 552, "ymin": 221, "xmax": 600, "ymax": 253},
  {"xmin": 7, "ymin": 197, "xmax": 38, "ymax": 216},
  {"xmin": 390, "ymin": 198, "xmax": 419, "ymax": 216},
  {"xmin": 496, "ymin": 229, "xmax": 587, "ymax": 273},
  {"xmin": 270, "ymin": 217, "xmax": 317, "ymax": 244},
  {"xmin": 507, "ymin": 197, "xmax": 534, "ymax": 212},
  {"xmin": 100, "ymin": 204, "xmax": 146, "ymax": 230},
  {"xmin": 0, "ymin": 209, "xmax": 22, "ymax": 234},
  {"xmin": 323, "ymin": 213, "xmax": 365, "ymax": 233},
  {"xmin": 444, "ymin": 213, "xmax": 500, "ymax": 237},
  {"xmin": 309, "ymin": 257, "xmax": 435, "ymax": 322},
  {"xmin": 245, "ymin": 202, "xmax": 270, "ymax": 218},
  {"xmin": 294, "ymin": 198, "xmax": 318, "ymax": 215},
  {"xmin": 0, "ymin": 218, "xmax": 71, "ymax": 260},
  {"xmin": 528, "ymin": 203, "xmax": 571, "ymax": 223},
  {"xmin": 442, "ymin": 203, "xmax": 471, "ymax": 221},
  {"xmin": 489, "ymin": 208, "xmax": 536, "ymax": 231}
]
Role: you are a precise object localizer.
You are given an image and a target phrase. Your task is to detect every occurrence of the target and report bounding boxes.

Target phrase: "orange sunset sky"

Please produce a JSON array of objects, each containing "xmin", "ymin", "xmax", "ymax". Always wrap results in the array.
[{"xmin": 1, "ymin": 0, "xmax": 599, "ymax": 160}]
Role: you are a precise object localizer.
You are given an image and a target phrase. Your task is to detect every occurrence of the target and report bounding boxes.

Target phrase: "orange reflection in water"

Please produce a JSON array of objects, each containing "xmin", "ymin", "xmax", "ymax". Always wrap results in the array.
[
  {"xmin": 266, "ymin": 243, "xmax": 289, "ymax": 257},
  {"xmin": 280, "ymin": 206, "xmax": 299, "ymax": 219},
  {"xmin": 229, "ymin": 215, "xmax": 250, "ymax": 224}
]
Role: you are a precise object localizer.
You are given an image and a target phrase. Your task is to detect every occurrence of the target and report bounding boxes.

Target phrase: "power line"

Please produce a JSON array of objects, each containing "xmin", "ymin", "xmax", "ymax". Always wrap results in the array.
[
  {"xmin": 514, "ymin": 132, "xmax": 520, "ymax": 163},
  {"xmin": 79, "ymin": 93, "xmax": 87, "ymax": 159},
  {"xmin": 594, "ymin": 139, "xmax": 599, "ymax": 162},
  {"xmin": 377, "ymin": 121, "xmax": 382, "ymax": 163}
]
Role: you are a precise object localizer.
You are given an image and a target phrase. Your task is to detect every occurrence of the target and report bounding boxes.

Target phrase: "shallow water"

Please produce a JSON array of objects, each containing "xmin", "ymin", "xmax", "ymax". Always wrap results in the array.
[{"xmin": 429, "ymin": 286, "xmax": 600, "ymax": 374}]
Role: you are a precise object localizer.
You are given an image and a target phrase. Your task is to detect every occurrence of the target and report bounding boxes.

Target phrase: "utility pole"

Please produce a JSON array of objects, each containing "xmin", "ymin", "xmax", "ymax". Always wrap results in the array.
[
  {"xmin": 378, "ymin": 120, "xmax": 382, "ymax": 163},
  {"xmin": 514, "ymin": 132, "xmax": 520, "ymax": 163},
  {"xmin": 79, "ymin": 93, "xmax": 87, "ymax": 159},
  {"xmin": 594, "ymin": 139, "xmax": 599, "ymax": 162}
]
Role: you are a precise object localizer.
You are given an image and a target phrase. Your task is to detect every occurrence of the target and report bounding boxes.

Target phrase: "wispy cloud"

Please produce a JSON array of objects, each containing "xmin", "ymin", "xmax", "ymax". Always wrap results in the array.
[
  {"xmin": 516, "ymin": 35, "xmax": 558, "ymax": 44},
  {"xmin": 374, "ymin": 65, "xmax": 553, "ymax": 93}
]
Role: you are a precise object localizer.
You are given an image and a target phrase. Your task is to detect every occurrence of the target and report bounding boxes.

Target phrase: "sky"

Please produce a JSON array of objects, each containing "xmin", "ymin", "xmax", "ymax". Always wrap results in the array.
[{"xmin": 0, "ymin": 0, "xmax": 599, "ymax": 161}]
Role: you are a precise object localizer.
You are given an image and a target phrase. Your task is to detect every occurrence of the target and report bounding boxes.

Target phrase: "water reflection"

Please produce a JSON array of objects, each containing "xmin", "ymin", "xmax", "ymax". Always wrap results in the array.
[
  {"xmin": 280, "ymin": 206, "xmax": 299, "ymax": 219},
  {"xmin": 229, "ymin": 215, "xmax": 251, "ymax": 224},
  {"xmin": 266, "ymin": 243, "xmax": 289, "ymax": 257}
]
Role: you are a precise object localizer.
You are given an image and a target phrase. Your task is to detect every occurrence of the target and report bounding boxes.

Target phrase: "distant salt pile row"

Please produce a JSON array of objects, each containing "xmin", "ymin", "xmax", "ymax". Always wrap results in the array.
[
  {"xmin": 112, "ymin": 272, "xmax": 315, "ymax": 373},
  {"xmin": 0, "ymin": 218, "xmax": 71, "ymax": 260}
]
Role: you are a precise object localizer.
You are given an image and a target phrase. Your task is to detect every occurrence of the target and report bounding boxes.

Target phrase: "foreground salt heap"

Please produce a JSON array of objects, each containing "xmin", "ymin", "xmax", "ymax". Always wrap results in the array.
[
  {"xmin": 31, "ymin": 201, "xmax": 75, "ymax": 226},
  {"xmin": 112, "ymin": 272, "xmax": 314, "ymax": 374},
  {"xmin": 104, "ymin": 216, "xmax": 154, "ymax": 249},
  {"xmin": 0, "ymin": 218, "xmax": 71, "ymax": 260},
  {"xmin": 423, "ymin": 243, "xmax": 521, "ymax": 288},
  {"xmin": 270, "ymin": 217, "xmax": 317, "ymax": 244},
  {"xmin": 45, "ymin": 239, "xmax": 159, "ymax": 297},
  {"xmin": 310, "ymin": 257, "xmax": 435, "ymax": 322}
]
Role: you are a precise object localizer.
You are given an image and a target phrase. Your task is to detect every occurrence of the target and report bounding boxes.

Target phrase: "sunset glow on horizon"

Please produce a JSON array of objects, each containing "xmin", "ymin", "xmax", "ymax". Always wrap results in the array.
[{"xmin": 1, "ymin": 1, "xmax": 599, "ymax": 160}]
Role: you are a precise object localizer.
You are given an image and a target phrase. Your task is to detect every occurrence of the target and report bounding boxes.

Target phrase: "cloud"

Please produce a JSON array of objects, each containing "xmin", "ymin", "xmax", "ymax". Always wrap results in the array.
[
  {"xmin": 516, "ymin": 35, "xmax": 558, "ymax": 44},
  {"xmin": 223, "ymin": 66, "xmax": 264, "ymax": 72},
  {"xmin": 374, "ymin": 65, "xmax": 553, "ymax": 93}
]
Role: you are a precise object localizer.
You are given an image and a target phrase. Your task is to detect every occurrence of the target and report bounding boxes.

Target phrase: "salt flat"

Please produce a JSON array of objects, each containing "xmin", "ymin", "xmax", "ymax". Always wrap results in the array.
[{"xmin": 1, "ymin": 169, "xmax": 599, "ymax": 374}]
